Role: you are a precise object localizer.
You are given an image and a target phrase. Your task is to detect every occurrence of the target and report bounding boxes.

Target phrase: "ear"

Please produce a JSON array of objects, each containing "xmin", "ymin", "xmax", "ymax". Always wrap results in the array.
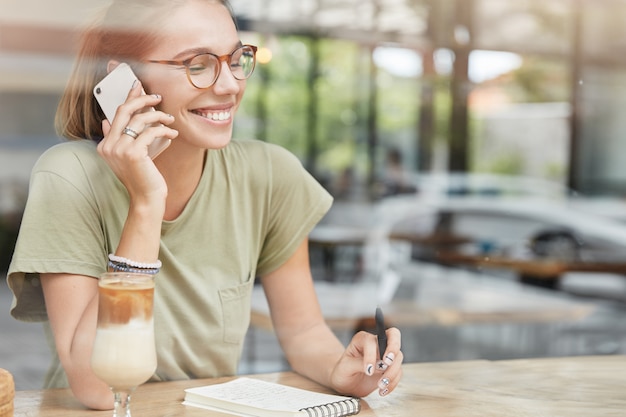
[{"xmin": 106, "ymin": 60, "xmax": 122, "ymax": 74}]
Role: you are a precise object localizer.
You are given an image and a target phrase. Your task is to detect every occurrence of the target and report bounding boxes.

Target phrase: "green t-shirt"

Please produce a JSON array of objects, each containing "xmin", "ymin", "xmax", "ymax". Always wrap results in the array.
[{"xmin": 8, "ymin": 138, "xmax": 332, "ymax": 387}]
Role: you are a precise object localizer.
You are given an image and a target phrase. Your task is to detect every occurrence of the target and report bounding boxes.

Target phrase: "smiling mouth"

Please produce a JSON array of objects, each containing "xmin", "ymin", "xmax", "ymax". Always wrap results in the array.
[{"xmin": 191, "ymin": 109, "xmax": 232, "ymax": 121}]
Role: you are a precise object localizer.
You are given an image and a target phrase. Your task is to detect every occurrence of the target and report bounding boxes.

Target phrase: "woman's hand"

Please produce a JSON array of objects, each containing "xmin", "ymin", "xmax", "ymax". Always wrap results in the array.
[
  {"xmin": 262, "ymin": 239, "xmax": 404, "ymax": 398},
  {"xmin": 330, "ymin": 327, "xmax": 403, "ymax": 398},
  {"xmin": 97, "ymin": 80, "xmax": 178, "ymax": 204}
]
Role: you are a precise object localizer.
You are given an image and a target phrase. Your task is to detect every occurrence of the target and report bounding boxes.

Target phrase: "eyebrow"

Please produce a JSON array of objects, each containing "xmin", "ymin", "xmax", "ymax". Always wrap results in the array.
[{"xmin": 171, "ymin": 41, "xmax": 244, "ymax": 60}]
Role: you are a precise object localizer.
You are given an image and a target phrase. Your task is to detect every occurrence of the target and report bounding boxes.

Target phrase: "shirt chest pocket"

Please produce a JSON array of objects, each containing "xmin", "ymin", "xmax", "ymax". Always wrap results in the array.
[{"xmin": 218, "ymin": 272, "xmax": 255, "ymax": 344}]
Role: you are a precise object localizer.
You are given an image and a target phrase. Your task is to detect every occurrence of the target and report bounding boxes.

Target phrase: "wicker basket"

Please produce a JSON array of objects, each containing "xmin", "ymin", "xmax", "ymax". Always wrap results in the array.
[{"xmin": 0, "ymin": 369, "xmax": 14, "ymax": 417}]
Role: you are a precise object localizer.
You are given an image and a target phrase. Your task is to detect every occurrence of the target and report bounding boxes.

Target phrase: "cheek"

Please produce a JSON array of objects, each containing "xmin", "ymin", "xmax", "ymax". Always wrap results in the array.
[
  {"xmin": 141, "ymin": 72, "xmax": 189, "ymax": 109},
  {"xmin": 233, "ymin": 84, "xmax": 247, "ymax": 110},
  {"xmin": 156, "ymin": 89, "xmax": 192, "ymax": 116}
]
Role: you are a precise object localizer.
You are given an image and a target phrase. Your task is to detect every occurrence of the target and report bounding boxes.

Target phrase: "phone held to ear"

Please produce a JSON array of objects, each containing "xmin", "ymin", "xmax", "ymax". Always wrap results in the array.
[{"xmin": 93, "ymin": 63, "xmax": 171, "ymax": 159}]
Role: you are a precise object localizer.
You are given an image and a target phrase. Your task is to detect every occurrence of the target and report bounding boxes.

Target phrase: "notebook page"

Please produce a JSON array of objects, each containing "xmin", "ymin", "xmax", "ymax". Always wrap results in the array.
[{"xmin": 185, "ymin": 377, "xmax": 356, "ymax": 412}]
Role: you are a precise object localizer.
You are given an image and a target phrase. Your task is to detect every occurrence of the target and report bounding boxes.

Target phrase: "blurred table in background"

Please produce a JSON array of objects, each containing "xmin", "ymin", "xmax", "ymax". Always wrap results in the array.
[
  {"xmin": 436, "ymin": 251, "xmax": 626, "ymax": 289},
  {"xmin": 308, "ymin": 225, "xmax": 369, "ymax": 281},
  {"xmin": 249, "ymin": 275, "xmax": 596, "ymax": 363},
  {"xmin": 250, "ymin": 277, "xmax": 594, "ymax": 332},
  {"xmin": 389, "ymin": 230, "xmax": 471, "ymax": 248},
  {"xmin": 308, "ymin": 225, "xmax": 472, "ymax": 282}
]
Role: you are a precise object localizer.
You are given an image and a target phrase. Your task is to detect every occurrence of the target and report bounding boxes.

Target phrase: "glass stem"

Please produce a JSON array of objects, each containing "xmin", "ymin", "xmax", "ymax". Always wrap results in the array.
[{"xmin": 113, "ymin": 389, "xmax": 134, "ymax": 417}]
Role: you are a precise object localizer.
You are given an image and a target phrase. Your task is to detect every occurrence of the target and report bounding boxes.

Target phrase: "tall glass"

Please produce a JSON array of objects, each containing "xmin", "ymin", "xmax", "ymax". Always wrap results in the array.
[{"xmin": 91, "ymin": 272, "xmax": 157, "ymax": 417}]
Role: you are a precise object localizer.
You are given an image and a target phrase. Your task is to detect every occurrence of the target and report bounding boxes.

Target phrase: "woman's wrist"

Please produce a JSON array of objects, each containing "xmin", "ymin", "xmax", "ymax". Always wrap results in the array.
[
  {"xmin": 115, "ymin": 196, "xmax": 165, "ymax": 263},
  {"xmin": 128, "ymin": 194, "xmax": 166, "ymax": 222}
]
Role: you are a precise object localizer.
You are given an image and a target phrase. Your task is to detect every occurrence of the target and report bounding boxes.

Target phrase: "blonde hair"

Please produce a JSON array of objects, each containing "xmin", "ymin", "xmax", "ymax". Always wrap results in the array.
[{"xmin": 55, "ymin": 0, "xmax": 236, "ymax": 141}]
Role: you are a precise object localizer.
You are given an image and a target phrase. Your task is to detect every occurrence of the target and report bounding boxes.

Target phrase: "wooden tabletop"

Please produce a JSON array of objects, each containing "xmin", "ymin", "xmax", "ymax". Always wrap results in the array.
[
  {"xmin": 309, "ymin": 225, "xmax": 471, "ymax": 248},
  {"xmin": 14, "ymin": 355, "xmax": 626, "ymax": 416},
  {"xmin": 389, "ymin": 231, "xmax": 471, "ymax": 246},
  {"xmin": 437, "ymin": 251, "xmax": 626, "ymax": 278}
]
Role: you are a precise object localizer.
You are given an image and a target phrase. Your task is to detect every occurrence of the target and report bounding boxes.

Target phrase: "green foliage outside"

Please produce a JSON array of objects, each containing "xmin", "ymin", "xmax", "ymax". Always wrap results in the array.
[
  {"xmin": 238, "ymin": 36, "xmax": 436, "ymax": 192},
  {"xmin": 239, "ymin": 35, "xmax": 571, "ymax": 190}
]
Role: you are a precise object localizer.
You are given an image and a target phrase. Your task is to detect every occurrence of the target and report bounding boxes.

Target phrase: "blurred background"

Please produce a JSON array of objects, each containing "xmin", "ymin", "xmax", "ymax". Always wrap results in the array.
[{"xmin": 3, "ymin": 0, "xmax": 626, "ymax": 390}]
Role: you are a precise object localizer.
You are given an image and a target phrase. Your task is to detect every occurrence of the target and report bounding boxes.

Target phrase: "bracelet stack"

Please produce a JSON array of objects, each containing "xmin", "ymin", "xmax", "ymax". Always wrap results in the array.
[{"xmin": 108, "ymin": 254, "xmax": 162, "ymax": 275}]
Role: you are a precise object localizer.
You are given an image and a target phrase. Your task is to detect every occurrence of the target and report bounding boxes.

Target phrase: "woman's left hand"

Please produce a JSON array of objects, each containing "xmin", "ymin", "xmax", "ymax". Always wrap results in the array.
[{"xmin": 329, "ymin": 327, "xmax": 403, "ymax": 397}]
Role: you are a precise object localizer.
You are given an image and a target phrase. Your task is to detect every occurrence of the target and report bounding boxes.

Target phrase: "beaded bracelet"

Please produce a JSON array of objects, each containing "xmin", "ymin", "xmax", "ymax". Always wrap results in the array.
[
  {"xmin": 108, "ymin": 254, "xmax": 162, "ymax": 269},
  {"xmin": 107, "ymin": 260, "xmax": 160, "ymax": 275}
]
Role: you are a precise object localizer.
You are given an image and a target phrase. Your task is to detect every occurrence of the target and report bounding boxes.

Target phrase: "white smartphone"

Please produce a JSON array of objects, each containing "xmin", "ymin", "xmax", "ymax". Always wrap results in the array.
[{"xmin": 93, "ymin": 63, "xmax": 170, "ymax": 159}]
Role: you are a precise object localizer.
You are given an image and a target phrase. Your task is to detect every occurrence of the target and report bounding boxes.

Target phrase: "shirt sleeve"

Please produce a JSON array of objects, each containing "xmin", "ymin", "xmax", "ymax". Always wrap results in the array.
[
  {"xmin": 8, "ymin": 144, "xmax": 108, "ymax": 322},
  {"xmin": 255, "ymin": 144, "xmax": 333, "ymax": 276}
]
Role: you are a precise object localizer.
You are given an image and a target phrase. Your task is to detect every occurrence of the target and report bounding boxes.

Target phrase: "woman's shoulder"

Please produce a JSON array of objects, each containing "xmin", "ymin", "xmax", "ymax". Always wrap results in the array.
[{"xmin": 32, "ymin": 139, "xmax": 101, "ymax": 175}]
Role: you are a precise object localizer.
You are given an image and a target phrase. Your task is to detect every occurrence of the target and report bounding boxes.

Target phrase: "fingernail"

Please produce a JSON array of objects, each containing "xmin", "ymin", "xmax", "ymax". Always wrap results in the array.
[
  {"xmin": 384, "ymin": 352, "xmax": 395, "ymax": 366},
  {"xmin": 377, "ymin": 360, "xmax": 388, "ymax": 371},
  {"xmin": 365, "ymin": 364, "xmax": 374, "ymax": 376},
  {"xmin": 378, "ymin": 377, "xmax": 390, "ymax": 390},
  {"xmin": 131, "ymin": 80, "xmax": 139, "ymax": 89},
  {"xmin": 379, "ymin": 388, "xmax": 389, "ymax": 396},
  {"xmin": 152, "ymin": 94, "xmax": 161, "ymax": 99}
]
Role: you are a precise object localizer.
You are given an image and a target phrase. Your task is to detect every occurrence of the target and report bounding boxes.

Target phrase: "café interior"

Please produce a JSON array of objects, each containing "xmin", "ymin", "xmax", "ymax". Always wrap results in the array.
[{"xmin": 2, "ymin": 0, "xmax": 626, "ymax": 396}]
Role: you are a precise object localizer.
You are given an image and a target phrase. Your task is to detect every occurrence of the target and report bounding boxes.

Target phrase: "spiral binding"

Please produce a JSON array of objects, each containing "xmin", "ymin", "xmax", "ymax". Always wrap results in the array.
[{"xmin": 300, "ymin": 397, "xmax": 360, "ymax": 417}]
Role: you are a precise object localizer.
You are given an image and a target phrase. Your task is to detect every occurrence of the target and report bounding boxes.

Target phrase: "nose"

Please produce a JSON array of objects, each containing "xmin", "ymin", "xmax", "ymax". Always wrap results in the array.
[{"xmin": 212, "ymin": 61, "xmax": 241, "ymax": 94}]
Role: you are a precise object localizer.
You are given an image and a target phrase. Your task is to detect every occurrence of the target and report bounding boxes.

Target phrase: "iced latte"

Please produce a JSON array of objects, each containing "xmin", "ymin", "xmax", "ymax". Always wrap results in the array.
[{"xmin": 91, "ymin": 273, "xmax": 157, "ymax": 390}]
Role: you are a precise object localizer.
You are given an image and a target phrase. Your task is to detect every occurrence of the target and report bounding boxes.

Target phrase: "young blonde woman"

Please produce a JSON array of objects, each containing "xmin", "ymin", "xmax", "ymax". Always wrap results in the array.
[{"xmin": 8, "ymin": 0, "xmax": 403, "ymax": 410}]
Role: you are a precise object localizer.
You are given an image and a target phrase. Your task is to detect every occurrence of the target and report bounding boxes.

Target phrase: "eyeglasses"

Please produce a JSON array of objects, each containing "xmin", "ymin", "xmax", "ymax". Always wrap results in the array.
[{"xmin": 146, "ymin": 44, "xmax": 257, "ymax": 89}]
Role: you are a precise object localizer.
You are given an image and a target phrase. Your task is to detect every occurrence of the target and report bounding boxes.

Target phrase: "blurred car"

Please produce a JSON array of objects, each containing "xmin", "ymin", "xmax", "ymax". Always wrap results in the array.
[
  {"xmin": 405, "ymin": 172, "xmax": 574, "ymax": 200},
  {"xmin": 357, "ymin": 190, "xmax": 626, "ymax": 299},
  {"xmin": 403, "ymin": 171, "xmax": 626, "ymax": 224},
  {"xmin": 322, "ymin": 173, "xmax": 626, "ymax": 297},
  {"xmin": 378, "ymin": 194, "xmax": 626, "ymax": 262},
  {"xmin": 367, "ymin": 170, "xmax": 626, "ymax": 277}
]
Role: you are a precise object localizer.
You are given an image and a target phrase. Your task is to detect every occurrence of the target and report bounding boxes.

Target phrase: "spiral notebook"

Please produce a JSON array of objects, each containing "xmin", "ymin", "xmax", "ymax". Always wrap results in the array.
[{"xmin": 183, "ymin": 377, "xmax": 360, "ymax": 417}]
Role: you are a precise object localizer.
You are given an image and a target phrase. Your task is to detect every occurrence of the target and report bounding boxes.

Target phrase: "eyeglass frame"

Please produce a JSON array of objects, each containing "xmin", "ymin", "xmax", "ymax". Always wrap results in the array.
[{"xmin": 144, "ymin": 44, "xmax": 258, "ymax": 89}]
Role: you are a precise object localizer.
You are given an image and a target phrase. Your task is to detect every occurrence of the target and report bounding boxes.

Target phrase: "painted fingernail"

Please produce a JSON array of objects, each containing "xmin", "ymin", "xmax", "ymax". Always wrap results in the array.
[
  {"xmin": 377, "ymin": 360, "xmax": 388, "ymax": 371},
  {"xmin": 152, "ymin": 94, "xmax": 161, "ymax": 99},
  {"xmin": 380, "ymin": 388, "xmax": 389, "ymax": 396},
  {"xmin": 384, "ymin": 352, "xmax": 395, "ymax": 366},
  {"xmin": 378, "ymin": 377, "xmax": 390, "ymax": 390},
  {"xmin": 131, "ymin": 80, "xmax": 139, "ymax": 89},
  {"xmin": 365, "ymin": 364, "xmax": 374, "ymax": 376}
]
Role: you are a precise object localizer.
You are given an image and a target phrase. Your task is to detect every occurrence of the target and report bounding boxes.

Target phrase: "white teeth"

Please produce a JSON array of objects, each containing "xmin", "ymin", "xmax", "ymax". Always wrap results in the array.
[{"xmin": 196, "ymin": 110, "xmax": 231, "ymax": 121}]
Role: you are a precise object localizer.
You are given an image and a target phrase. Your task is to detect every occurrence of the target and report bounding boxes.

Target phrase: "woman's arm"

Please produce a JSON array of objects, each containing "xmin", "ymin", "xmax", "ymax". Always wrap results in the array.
[
  {"xmin": 260, "ymin": 239, "xmax": 403, "ymax": 397},
  {"xmin": 40, "ymin": 101, "xmax": 172, "ymax": 408},
  {"xmin": 41, "ymin": 273, "xmax": 112, "ymax": 409},
  {"xmin": 40, "ymin": 191, "xmax": 165, "ymax": 410},
  {"xmin": 260, "ymin": 239, "xmax": 344, "ymax": 384},
  {"xmin": 35, "ymin": 69, "xmax": 178, "ymax": 411}
]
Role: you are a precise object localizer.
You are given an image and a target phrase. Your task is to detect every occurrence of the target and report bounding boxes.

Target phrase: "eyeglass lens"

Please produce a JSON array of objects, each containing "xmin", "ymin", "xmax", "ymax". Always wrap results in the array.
[{"xmin": 188, "ymin": 46, "xmax": 256, "ymax": 88}]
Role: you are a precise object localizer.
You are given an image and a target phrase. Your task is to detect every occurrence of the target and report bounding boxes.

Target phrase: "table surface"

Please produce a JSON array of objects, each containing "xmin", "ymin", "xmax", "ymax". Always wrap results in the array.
[
  {"xmin": 310, "ymin": 224, "xmax": 626, "ymax": 278},
  {"xmin": 437, "ymin": 251, "xmax": 626, "ymax": 277},
  {"xmin": 14, "ymin": 355, "xmax": 626, "ymax": 417},
  {"xmin": 308, "ymin": 225, "xmax": 471, "ymax": 247},
  {"xmin": 250, "ymin": 278, "xmax": 593, "ymax": 332}
]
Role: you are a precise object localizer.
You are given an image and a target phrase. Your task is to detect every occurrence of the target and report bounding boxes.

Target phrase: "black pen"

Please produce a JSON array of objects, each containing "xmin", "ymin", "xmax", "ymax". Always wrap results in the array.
[{"xmin": 375, "ymin": 306, "xmax": 387, "ymax": 361}]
